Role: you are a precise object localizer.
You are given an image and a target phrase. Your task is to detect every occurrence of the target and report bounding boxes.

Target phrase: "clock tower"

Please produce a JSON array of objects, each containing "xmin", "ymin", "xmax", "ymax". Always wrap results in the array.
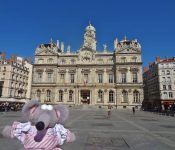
[{"xmin": 82, "ymin": 23, "xmax": 97, "ymax": 51}]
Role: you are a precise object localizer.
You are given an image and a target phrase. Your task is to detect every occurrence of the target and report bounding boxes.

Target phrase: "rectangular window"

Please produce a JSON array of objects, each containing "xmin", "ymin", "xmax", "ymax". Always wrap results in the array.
[
  {"xmin": 162, "ymin": 70, "xmax": 165, "ymax": 75},
  {"xmin": 70, "ymin": 74, "xmax": 74, "ymax": 83},
  {"xmin": 169, "ymin": 92, "xmax": 173, "ymax": 98},
  {"xmin": 121, "ymin": 73, "xmax": 126, "ymax": 83},
  {"xmin": 133, "ymin": 72, "xmax": 138, "ymax": 83},
  {"xmin": 163, "ymin": 85, "xmax": 166, "ymax": 90},
  {"xmin": 98, "ymin": 74, "xmax": 103, "ymax": 83},
  {"xmin": 60, "ymin": 74, "xmax": 65, "ymax": 79},
  {"xmin": 167, "ymin": 77, "xmax": 171, "ymax": 82},
  {"xmin": 48, "ymin": 73, "xmax": 52, "ymax": 82},
  {"xmin": 109, "ymin": 74, "xmax": 113, "ymax": 83},
  {"xmin": 167, "ymin": 70, "xmax": 170, "ymax": 75},
  {"xmin": 84, "ymin": 74, "xmax": 88, "ymax": 84},
  {"xmin": 60, "ymin": 74, "xmax": 65, "ymax": 83},
  {"xmin": 168, "ymin": 85, "xmax": 172, "ymax": 90},
  {"xmin": 162, "ymin": 77, "xmax": 166, "ymax": 82},
  {"xmin": 38, "ymin": 73, "xmax": 42, "ymax": 82}
]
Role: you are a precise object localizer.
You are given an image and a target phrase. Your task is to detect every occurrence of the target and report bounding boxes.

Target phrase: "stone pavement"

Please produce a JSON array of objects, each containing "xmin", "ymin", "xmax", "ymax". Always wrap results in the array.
[{"xmin": 1, "ymin": 108, "xmax": 175, "ymax": 150}]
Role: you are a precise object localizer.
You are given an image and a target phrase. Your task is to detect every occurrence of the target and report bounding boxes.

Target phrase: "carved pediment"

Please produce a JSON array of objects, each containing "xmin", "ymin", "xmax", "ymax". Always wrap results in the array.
[
  {"xmin": 118, "ymin": 67, "xmax": 128, "ymax": 72},
  {"xmin": 130, "ymin": 67, "xmax": 139, "ymax": 72},
  {"xmin": 118, "ymin": 47, "xmax": 140, "ymax": 54},
  {"xmin": 36, "ymin": 49, "xmax": 57, "ymax": 56},
  {"xmin": 106, "ymin": 69, "xmax": 113, "ymax": 73},
  {"xmin": 96, "ymin": 69, "xmax": 104, "ymax": 73},
  {"xmin": 46, "ymin": 68, "xmax": 54, "ymax": 72},
  {"xmin": 81, "ymin": 69, "xmax": 90, "ymax": 73},
  {"xmin": 68, "ymin": 69, "xmax": 76, "ymax": 73},
  {"xmin": 36, "ymin": 69, "xmax": 44, "ymax": 72},
  {"xmin": 58, "ymin": 69, "xmax": 66, "ymax": 73}
]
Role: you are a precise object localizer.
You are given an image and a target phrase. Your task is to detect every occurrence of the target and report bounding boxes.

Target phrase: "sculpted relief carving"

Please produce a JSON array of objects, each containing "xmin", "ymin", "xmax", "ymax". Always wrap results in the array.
[{"xmin": 80, "ymin": 50, "xmax": 93, "ymax": 62}]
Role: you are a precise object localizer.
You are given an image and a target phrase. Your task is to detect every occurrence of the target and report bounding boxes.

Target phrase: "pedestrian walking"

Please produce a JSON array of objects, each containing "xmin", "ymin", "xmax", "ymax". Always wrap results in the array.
[
  {"xmin": 107, "ymin": 104, "xmax": 112, "ymax": 118},
  {"xmin": 132, "ymin": 107, "xmax": 135, "ymax": 115}
]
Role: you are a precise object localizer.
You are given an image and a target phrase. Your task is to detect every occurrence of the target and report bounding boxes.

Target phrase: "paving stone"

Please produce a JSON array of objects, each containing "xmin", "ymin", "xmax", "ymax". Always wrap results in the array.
[{"xmin": 1, "ymin": 109, "xmax": 175, "ymax": 150}]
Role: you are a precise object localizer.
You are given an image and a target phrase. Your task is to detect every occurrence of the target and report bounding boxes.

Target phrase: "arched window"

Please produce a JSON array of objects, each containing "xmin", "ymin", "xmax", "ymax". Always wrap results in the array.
[
  {"xmin": 131, "ymin": 57, "xmax": 137, "ymax": 62},
  {"xmin": 61, "ymin": 59, "xmax": 66, "ymax": 64},
  {"xmin": 121, "ymin": 57, "xmax": 126, "ymax": 63},
  {"xmin": 59, "ymin": 90, "xmax": 63, "ymax": 102},
  {"xmin": 133, "ymin": 90, "xmax": 140, "ymax": 103},
  {"xmin": 122, "ymin": 90, "xmax": 128, "ymax": 102},
  {"xmin": 109, "ymin": 90, "xmax": 114, "ymax": 103},
  {"xmin": 71, "ymin": 59, "xmax": 75, "ymax": 64},
  {"xmin": 46, "ymin": 90, "xmax": 51, "ymax": 102},
  {"xmin": 163, "ymin": 92, "xmax": 168, "ymax": 99},
  {"xmin": 38, "ymin": 59, "xmax": 44, "ymax": 64},
  {"xmin": 132, "ymin": 72, "xmax": 138, "ymax": 83},
  {"xmin": 98, "ymin": 90, "xmax": 103, "ymax": 103},
  {"xmin": 98, "ymin": 58, "xmax": 103, "ymax": 63},
  {"xmin": 167, "ymin": 70, "xmax": 170, "ymax": 75},
  {"xmin": 36, "ymin": 90, "xmax": 41, "ymax": 101},
  {"xmin": 47, "ymin": 58, "xmax": 53, "ymax": 64},
  {"xmin": 69, "ymin": 90, "xmax": 74, "ymax": 102}
]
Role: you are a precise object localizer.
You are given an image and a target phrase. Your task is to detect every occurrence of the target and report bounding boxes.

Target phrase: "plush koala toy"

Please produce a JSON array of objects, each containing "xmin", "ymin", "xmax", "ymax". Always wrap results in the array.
[{"xmin": 2, "ymin": 100, "xmax": 75, "ymax": 150}]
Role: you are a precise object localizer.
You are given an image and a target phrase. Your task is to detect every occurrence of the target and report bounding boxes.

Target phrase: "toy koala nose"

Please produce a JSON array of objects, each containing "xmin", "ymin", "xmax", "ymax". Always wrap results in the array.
[{"xmin": 36, "ymin": 121, "xmax": 45, "ymax": 131}]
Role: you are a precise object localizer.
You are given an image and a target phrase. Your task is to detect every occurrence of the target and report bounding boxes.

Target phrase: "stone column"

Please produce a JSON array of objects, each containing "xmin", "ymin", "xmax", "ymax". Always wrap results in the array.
[
  {"xmin": 91, "ymin": 88, "xmax": 95, "ymax": 105},
  {"xmin": 104, "ymin": 90, "xmax": 108, "ymax": 105},
  {"xmin": 103, "ymin": 69, "xmax": 107, "ymax": 83}
]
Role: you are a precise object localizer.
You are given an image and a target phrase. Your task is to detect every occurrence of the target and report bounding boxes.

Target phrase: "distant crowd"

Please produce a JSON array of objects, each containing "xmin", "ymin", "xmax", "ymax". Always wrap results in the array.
[{"xmin": 0, "ymin": 102, "xmax": 24, "ymax": 112}]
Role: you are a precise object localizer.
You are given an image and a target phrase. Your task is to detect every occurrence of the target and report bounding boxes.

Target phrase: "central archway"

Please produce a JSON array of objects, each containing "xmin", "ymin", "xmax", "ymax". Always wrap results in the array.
[{"xmin": 80, "ymin": 90, "xmax": 90, "ymax": 104}]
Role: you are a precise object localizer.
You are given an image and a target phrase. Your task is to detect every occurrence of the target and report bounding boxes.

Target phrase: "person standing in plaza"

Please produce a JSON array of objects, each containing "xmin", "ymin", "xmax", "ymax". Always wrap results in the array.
[
  {"xmin": 107, "ymin": 104, "xmax": 112, "ymax": 118},
  {"xmin": 132, "ymin": 107, "xmax": 135, "ymax": 115}
]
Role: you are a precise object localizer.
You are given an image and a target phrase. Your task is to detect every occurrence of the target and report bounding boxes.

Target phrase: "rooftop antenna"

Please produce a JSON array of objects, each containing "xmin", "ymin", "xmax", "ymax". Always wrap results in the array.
[{"xmin": 89, "ymin": 20, "xmax": 91, "ymax": 26}]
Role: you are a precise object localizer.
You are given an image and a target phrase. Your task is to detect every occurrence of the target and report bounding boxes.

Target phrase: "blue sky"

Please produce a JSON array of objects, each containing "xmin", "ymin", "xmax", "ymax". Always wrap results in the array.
[{"xmin": 0, "ymin": 0, "xmax": 175, "ymax": 67}]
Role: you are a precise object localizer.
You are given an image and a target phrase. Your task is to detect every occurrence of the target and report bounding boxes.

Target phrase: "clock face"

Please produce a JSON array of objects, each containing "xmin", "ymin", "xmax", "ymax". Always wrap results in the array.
[{"xmin": 84, "ymin": 41, "xmax": 92, "ymax": 49}]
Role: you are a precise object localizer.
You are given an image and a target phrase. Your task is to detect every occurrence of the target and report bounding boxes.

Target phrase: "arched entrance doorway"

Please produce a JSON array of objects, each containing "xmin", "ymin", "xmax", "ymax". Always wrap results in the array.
[{"xmin": 80, "ymin": 90, "xmax": 90, "ymax": 104}]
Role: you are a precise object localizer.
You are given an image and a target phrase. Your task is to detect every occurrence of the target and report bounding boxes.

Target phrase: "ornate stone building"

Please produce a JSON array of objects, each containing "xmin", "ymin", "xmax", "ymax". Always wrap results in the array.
[
  {"xmin": 32, "ymin": 24, "xmax": 143, "ymax": 109},
  {"xmin": 143, "ymin": 57, "xmax": 175, "ymax": 110},
  {"xmin": 0, "ymin": 54, "xmax": 33, "ymax": 101}
]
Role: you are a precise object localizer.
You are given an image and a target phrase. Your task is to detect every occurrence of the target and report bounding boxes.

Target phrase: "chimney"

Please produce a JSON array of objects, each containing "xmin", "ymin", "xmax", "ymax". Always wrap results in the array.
[
  {"xmin": 156, "ymin": 56, "xmax": 161, "ymax": 63},
  {"xmin": 144, "ymin": 67, "xmax": 148, "ymax": 73}
]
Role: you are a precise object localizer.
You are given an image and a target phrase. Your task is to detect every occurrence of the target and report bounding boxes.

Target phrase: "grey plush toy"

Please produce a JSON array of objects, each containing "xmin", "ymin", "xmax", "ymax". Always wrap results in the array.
[{"xmin": 2, "ymin": 100, "xmax": 75, "ymax": 150}]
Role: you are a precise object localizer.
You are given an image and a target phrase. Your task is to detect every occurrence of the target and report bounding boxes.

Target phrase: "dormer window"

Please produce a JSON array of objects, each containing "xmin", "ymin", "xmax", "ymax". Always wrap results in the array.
[
  {"xmin": 121, "ymin": 57, "xmax": 126, "ymax": 63},
  {"xmin": 71, "ymin": 59, "xmax": 75, "ymax": 64},
  {"xmin": 38, "ymin": 59, "xmax": 44, "ymax": 64},
  {"xmin": 132, "ymin": 57, "xmax": 137, "ymax": 62},
  {"xmin": 47, "ymin": 58, "xmax": 53, "ymax": 64},
  {"xmin": 61, "ymin": 59, "xmax": 66, "ymax": 64}
]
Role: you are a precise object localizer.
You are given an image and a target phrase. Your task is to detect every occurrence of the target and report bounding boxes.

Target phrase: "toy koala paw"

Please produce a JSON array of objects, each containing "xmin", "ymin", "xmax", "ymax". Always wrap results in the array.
[
  {"xmin": 2, "ymin": 125, "xmax": 12, "ymax": 138},
  {"xmin": 69, "ymin": 132, "xmax": 76, "ymax": 142}
]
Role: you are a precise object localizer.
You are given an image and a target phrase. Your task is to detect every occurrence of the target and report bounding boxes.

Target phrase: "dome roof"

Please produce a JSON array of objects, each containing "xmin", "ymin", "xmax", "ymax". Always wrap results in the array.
[{"xmin": 85, "ymin": 23, "xmax": 96, "ymax": 32}]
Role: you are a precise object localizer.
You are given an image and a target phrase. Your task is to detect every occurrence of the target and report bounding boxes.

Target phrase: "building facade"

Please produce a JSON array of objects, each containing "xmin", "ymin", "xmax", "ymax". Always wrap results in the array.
[
  {"xmin": 0, "ymin": 54, "xmax": 33, "ymax": 101},
  {"xmin": 32, "ymin": 24, "xmax": 143, "ymax": 109},
  {"xmin": 143, "ymin": 57, "xmax": 175, "ymax": 110}
]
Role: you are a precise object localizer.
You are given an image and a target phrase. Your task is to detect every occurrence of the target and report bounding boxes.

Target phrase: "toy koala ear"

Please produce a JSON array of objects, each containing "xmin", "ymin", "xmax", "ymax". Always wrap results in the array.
[
  {"xmin": 22, "ymin": 100, "xmax": 40, "ymax": 118},
  {"xmin": 54, "ymin": 105, "xmax": 69, "ymax": 124}
]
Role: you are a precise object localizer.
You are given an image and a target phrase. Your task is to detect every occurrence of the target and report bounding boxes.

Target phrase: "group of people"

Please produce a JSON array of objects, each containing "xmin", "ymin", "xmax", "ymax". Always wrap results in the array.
[
  {"xmin": 0, "ymin": 102, "xmax": 24, "ymax": 112},
  {"xmin": 106, "ymin": 105, "xmax": 136, "ymax": 118}
]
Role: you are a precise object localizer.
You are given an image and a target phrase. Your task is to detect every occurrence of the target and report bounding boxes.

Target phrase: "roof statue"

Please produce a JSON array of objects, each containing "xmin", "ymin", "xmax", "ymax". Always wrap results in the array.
[
  {"xmin": 103, "ymin": 43, "xmax": 107, "ymax": 52},
  {"xmin": 56, "ymin": 40, "xmax": 60, "ymax": 48},
  {"xmin": 61, "ymin": 42, "xmax": 64, "ymax": 52},
  {"xmin": 123, "ymin": 35, "xmax": 127, "ymax": 41},
  {"xmin": 114, "ymin": 38, "xmax": 118, "ymax": 49},
  {"xmin": 67, "ymin": 45, "xmax": 71, "ymax": 53},
  {"xmin": 50, "ymin": 38, "xmax": 54, "ymax": 48}
]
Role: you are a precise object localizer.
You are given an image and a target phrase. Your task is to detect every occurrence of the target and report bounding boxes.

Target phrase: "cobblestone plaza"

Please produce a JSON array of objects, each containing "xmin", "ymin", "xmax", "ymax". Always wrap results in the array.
[{"xmin": 1, "ymin": 108, "xmax": 175, "ymax": 150}]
